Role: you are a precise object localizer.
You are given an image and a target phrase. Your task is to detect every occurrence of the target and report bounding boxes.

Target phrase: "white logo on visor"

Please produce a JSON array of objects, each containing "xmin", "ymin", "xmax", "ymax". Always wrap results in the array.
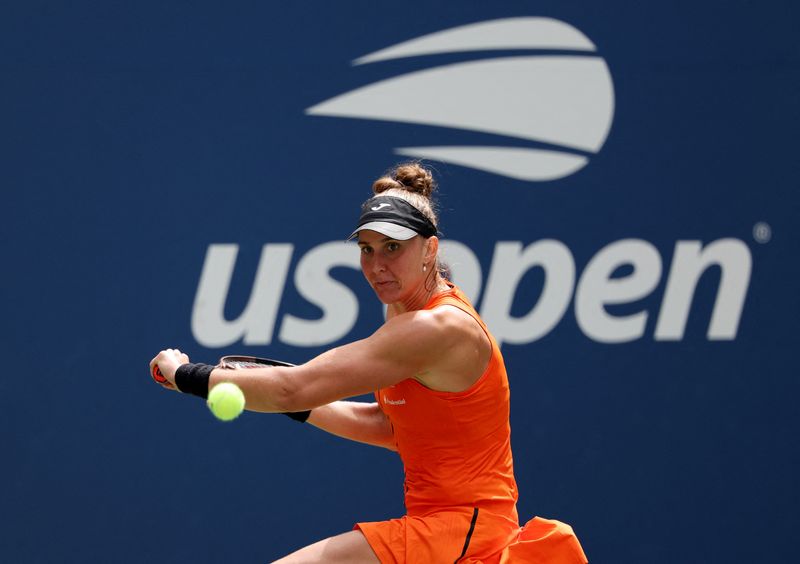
[
  {"xmin": 371, "ymin": 203, "xmax": 392, "ymax": 211},
  {"xmin": 306, "ymin": 17, "xmax": 615, "ymax": 182}
]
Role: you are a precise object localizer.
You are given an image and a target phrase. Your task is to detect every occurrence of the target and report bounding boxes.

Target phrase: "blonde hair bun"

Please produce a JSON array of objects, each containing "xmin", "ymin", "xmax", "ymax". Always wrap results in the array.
[{"xmin": 372, "ymin": 162, "xmax": 436, "ymax": 198}]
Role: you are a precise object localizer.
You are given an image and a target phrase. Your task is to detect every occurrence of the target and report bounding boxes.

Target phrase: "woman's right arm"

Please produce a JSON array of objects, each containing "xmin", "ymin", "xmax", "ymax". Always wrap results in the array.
[{"xmin": 307, "ymin": 401, "xmax": 396, "ymax": 451}]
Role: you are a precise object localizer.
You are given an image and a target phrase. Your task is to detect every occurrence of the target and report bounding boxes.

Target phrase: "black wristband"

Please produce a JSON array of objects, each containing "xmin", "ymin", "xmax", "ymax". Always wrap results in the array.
[
  {"xmin": 283, "ymin": 410, "xmax": 312, "ymax": 423},
  {"xmin": 174, "ymin": 363, "xmax": 214, "ymax": 399}
]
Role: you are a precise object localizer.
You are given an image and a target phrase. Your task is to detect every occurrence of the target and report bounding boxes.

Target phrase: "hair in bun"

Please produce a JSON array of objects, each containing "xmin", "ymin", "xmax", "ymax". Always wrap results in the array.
[{"xmin": 372, "ymin": 162, "xmax": 438, "ymax": 230}]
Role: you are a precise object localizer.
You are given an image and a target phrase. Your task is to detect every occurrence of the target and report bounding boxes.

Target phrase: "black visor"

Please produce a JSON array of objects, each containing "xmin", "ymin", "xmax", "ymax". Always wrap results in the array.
[{"xmin": 348, "ymin": 196, "xmax": 437, "ymax": 240}]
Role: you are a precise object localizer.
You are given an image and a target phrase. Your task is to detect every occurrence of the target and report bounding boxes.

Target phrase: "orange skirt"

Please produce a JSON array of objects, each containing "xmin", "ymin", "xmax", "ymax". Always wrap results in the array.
[
  {"xmin": 356, "ymin": 510, "xmax": 587, "ymax": 563},
  {"xmin": 497, "ymin": 517, "xmax": 588, "ymax": 564}
]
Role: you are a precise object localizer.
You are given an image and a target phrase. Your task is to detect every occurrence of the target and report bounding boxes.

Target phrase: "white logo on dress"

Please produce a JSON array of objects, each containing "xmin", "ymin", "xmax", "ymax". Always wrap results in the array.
[
  {"xmin": 306, "ymin": 17, "xmax": 615, "ymax": 182},
  {"xmin": 384, "ymin": 396, "xmax": 406, "ymax": 405}
]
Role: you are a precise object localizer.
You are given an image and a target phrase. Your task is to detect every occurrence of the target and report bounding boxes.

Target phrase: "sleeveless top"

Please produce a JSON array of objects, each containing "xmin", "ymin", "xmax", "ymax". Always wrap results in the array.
[{"xmin": 375, "ymin": 284, "xmax": 519, "ymax": 521}]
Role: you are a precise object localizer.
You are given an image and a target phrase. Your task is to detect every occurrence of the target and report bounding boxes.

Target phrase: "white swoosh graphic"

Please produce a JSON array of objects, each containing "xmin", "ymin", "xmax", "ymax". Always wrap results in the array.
[
  {"xmin": 354, "ymin": 17, "xmax": 596, "ymax": 65},
  {"xmin": 306, "ymin": 56, "xmax": 614, "ymax": 153},
  {"xmin": 371, "ymin": 203, "xmax": 391, "ymax": 210},
  {"xmin": 394, "ymin": 146, "xmax": 589, "ymax": 182}
]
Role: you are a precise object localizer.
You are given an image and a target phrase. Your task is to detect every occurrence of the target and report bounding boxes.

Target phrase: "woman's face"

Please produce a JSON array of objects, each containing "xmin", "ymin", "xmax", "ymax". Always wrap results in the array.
[{"xmin": 357, "ymin": 229, "xmax": 432, "ymax": 308}]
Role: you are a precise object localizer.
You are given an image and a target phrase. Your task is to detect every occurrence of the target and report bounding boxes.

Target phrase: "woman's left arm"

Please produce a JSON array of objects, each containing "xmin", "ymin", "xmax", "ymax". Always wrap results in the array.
[{"xmin": 307, "ymin": 401, "xmax": 396, "ymax": 450}]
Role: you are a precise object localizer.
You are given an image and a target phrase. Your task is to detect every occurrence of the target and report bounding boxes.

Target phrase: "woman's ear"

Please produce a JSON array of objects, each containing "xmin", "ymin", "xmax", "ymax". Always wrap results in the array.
[{"xmin": 425, "ymin": 236, "xmax": 440, "ymax": 264}]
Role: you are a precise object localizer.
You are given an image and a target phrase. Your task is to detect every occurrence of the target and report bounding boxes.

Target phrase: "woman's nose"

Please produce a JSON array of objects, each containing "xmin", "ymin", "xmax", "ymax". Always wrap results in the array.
[{"xmin": 371, "ymin": 255, "xmax": 386, "ymax": 273}]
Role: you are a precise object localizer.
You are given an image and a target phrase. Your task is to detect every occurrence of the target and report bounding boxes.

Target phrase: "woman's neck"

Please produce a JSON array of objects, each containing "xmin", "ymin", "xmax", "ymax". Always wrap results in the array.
[{"xmin": 388, "ymin": 277, "xmax": 450, "ymax": 317}]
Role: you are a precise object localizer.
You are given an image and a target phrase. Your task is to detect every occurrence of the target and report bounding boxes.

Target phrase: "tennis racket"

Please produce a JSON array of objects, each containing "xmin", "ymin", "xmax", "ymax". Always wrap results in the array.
[
  {"xmin": 152, "ymin": 366, "xmax": 168, "ymax": 384},
  {"xmin": 151, "ymin": 355, "xmax": 294, "ymax": 384},
  {"xmin": 153, "ymin": 354, "xmax": 308, "ymax": 420},
  {"xmin": 217, "ymin": 355, "xmax": 295, "ymax": 369}
]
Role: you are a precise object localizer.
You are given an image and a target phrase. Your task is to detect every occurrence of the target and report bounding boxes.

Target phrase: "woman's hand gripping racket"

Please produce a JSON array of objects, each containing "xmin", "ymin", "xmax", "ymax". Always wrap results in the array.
[{"xmin": 150, "ymin": 348, "xmax": 189, "ymax": 389}]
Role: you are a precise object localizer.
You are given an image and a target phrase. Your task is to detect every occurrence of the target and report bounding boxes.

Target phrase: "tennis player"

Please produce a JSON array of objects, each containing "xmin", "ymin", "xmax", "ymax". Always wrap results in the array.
[{"xmin": 151, "ymin": 163, "xmax": 588, "ymax": 563}]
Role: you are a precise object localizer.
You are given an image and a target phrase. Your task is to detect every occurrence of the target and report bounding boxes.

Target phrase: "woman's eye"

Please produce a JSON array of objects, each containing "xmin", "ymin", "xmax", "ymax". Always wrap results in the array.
[
  {"xmin": 360, "ymin": 246, "xmax": 372, "ymax": 255},
  {"xmin": 386, "ymin": 242, "xmax": 400, "ymax": 252}
]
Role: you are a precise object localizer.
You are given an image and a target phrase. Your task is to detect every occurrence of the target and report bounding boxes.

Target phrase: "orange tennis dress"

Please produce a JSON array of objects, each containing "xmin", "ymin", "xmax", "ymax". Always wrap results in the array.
[{"xmin": 356, "ymin": 285, "xmax": 588, "ymax": 563}]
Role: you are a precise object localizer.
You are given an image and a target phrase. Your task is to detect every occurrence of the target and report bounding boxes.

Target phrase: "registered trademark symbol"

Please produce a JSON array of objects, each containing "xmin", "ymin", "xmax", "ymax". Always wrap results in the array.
[{"xmin": 753, "ymin": 221, "xmax": 772, "ymax": 244}]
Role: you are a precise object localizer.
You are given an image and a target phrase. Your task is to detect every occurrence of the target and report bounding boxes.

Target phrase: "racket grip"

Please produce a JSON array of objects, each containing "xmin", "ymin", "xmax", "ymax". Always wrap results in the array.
[{"xmin": 152, "ymin": 365, "xmax": 168, "ymax": 384}]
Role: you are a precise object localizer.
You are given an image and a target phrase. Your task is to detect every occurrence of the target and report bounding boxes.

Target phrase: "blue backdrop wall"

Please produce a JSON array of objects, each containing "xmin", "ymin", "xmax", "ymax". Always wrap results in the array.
[{"xmin": 1, "ymin": 2, "xmax": 798, "ymax": 563}]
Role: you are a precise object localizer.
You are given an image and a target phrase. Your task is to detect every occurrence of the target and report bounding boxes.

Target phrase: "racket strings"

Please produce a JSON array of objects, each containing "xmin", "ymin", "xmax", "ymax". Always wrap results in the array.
[
  {"xmin": 217, "ymin": 356, "xmax": 295, "ymax": 369},
  {"xmin": 220, "ymin": 361, "xmax": 265, "ymax": 369}
]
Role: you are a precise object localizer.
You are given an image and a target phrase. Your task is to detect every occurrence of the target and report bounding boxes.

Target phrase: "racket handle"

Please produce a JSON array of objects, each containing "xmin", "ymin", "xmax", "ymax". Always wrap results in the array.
[{"xmin": 152, "ymin": 365, "xmax": 168, "ymax": 384}]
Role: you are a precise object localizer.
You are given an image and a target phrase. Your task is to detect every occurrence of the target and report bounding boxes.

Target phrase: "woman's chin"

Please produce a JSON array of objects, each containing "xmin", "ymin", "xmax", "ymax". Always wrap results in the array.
[{"xmin": 372, "ymin": 283, "xmax": 400, "ymax": 303}]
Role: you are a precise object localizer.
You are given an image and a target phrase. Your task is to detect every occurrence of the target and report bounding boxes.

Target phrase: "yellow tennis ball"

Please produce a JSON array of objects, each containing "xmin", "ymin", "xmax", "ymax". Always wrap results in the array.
[{"xmin": 207, "ymin": 382, "xmax": 245, "ymax": 421}]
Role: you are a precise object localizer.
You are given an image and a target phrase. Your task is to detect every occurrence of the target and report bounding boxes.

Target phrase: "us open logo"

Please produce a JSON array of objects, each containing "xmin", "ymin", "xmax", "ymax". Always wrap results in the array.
[
  {"xmin": 190, "ymin": 18, "xmax": 752, "ymax": 349},
  {"xmin": 306, "ymin": 17, "xmax": 615, "ymax": 182}
]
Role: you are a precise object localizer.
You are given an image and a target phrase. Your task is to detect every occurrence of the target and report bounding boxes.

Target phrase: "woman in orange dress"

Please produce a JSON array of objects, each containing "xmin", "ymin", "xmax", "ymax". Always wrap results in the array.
[{"xmin": 151, "ymin": 163, "xmax": 588, "ymax": 563}]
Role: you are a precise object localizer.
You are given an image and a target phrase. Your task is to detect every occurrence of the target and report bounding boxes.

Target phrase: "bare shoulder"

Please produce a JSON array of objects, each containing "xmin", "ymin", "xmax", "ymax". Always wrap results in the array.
[
  {"xmin": 381, "ymin": 303, "xmax": 481, "ymax": 346},
  {"xmin": 425, "ymin": 303, "xmax": 485, "ymax": 342},
  {"xmin": 379, "ymin": 305, "xmax": 491, "ymax": 392}
]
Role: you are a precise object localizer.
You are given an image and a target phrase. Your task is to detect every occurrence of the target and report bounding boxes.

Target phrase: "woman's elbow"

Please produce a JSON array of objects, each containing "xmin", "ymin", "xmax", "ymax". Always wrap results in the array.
[
  {"xmin": 271, "ymin": 390, "xmax": 309, "ymax": 413},
  {"xmin": 265, "ymin": 374, "xmax": 309, "ymax": 413}
]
